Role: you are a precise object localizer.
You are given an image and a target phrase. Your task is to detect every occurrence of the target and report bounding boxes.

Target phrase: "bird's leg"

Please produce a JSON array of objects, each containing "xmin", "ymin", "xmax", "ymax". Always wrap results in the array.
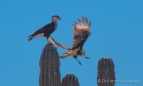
[
  {"xmin": 82, "ymin": 55, "xmax": 90, "ymax": 59},
  {"xmin": 75, "ymin": 58, "xmax": 82, "ymax": 66},
  {"xmin": 80, "ymin": 50, "xmax": 90, "ymax": 59},
  {"xmin": 45, "ymin": 37, "xmax": 49, "ymax": 43},
  {"xmin": 85, "ymin": 56, "xmax": 90, "ymax": 59}
]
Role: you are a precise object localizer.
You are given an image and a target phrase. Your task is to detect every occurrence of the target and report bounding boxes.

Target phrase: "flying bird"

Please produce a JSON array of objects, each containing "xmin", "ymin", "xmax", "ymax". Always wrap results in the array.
[
  {"xmin": 49, "ymin": 16, "xmax": 91, "ymax": 65},
  {"xmin": 28, "ymin": 15, "xmax": 61, "ymax": 41}
]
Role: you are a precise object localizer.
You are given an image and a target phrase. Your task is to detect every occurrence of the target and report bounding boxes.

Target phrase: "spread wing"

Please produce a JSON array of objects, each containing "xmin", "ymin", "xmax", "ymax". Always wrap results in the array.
[
  {"xmin": 60, "ymin": 48, "xmax": 80, "ymax": 58},
  {"xmin": 60, "ymin": 51, "xmax": 73, "ymax": 58},
  {"xmin": 72, "ymin": 16, "xmax": 91, "ymax": 49},
  {"xmin": 49, "ymin": 36, "xmax": 70, "ymax": 50}
]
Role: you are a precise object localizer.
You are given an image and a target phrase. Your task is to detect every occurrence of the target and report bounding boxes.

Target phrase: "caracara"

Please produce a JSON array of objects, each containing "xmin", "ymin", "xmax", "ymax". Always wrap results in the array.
[{"xmin": 28, "ymin": 15, "xmax": 61, "ymax": 41}]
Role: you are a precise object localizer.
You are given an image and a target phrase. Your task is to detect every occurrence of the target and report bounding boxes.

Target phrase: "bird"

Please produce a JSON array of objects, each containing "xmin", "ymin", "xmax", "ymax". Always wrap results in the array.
[
  {"xmin": 28, "ymin": 15, "xmax": 61, "ymax": 41},
  {"xmin": 49, "ymin": 16, "xmax": 91, "ymax": 66}
]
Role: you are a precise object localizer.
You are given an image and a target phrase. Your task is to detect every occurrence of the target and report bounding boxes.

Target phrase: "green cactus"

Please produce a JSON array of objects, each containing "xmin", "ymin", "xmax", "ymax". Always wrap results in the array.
[
  {"xmin": 97, "ymin": 58, "xmax": 115, "ymax": 86},
  {"xmin": 62, "ymin": 74, "xmax": 79, "ymax": 86},
  {"xmin": 39, "ymin": 42, "xmax": 61, "ymax": 86}
]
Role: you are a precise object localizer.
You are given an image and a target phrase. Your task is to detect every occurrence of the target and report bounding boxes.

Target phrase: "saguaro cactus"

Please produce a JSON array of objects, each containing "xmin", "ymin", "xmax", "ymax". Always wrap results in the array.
[
  {"xmin": 97, "ymin": 58, "xmax": 115, "ymax": 86},
  {"xmin": 62, "ymin": 74, "xmax": 80, "ymax": 86},
  {"xmin": 39, "ymin": 42, "xmax": 61, "ymax": 86}
]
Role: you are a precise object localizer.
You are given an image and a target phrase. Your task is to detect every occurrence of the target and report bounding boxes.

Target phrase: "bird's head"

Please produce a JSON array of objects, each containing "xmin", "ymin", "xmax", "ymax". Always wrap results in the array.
[{"xmin": 52, "ymin": 15, "xmax": 61, "ymax": 21}]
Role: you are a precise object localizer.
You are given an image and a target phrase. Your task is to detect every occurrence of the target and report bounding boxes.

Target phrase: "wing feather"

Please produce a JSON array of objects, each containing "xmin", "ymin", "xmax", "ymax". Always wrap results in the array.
[
  {"xmin": 28, "ymin": 22, "xmax": 55, "ymax": 40},
  {"xmin": 49, "ymin": 36, "xmax": 70, "ymax": 50},
  {"xmin": 60, "ymin": 51, "xmax": 73, "ymax": 58},
  {"xmin": 72, "ymin": 16, "xmax": 91, "ymax": 49}
]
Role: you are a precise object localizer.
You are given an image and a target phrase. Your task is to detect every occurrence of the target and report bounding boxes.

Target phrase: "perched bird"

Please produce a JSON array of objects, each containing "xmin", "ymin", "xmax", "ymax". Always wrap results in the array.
[
  {"xmin": 49, "ymin": 16, "xmax": 91, "ymax": 65},
  {"xmin": 28, "ymin": 15, "xmax": 61, "ymax": 41}
]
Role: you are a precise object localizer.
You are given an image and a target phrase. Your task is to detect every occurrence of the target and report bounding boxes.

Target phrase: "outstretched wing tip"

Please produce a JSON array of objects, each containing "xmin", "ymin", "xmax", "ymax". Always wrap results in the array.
[{"xmin": 73, "ymin": 16, "xmax": 91, "ymax": 30}]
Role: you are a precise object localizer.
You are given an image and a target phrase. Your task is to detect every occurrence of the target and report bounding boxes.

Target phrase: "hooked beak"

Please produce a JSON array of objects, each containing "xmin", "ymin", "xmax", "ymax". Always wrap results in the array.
[{"xmin": 58, "ymin": 17, "xmax": 61, "ymax": 20}]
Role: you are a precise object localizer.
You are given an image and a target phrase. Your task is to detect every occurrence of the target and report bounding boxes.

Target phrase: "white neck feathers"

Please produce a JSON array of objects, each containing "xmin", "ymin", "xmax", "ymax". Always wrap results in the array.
[{"xmin": 51, "ymin": 19, "xmax": 58, "ymax": 28}]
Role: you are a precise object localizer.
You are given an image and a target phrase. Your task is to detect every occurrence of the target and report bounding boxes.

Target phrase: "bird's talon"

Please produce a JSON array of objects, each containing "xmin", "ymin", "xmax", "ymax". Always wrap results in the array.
[
  {"xmin": 85, "ymin": 57, "xmax": 90, "ymax": 59},
  {"xmin": 79, "ymin": 62, "xmax": 82, "ymax": 66}
]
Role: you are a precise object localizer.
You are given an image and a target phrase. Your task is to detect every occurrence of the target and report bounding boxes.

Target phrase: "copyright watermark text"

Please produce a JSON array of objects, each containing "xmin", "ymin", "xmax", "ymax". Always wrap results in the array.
[{"xmin": 97, "ymin": 79, "xmax": 139, "ymax": 83}]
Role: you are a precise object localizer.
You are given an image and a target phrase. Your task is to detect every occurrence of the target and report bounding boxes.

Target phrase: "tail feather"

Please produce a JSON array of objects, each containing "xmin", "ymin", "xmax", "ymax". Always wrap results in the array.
[{"xmin": 28, "ymin": 36, "xmax": 34, "ymax": 41}]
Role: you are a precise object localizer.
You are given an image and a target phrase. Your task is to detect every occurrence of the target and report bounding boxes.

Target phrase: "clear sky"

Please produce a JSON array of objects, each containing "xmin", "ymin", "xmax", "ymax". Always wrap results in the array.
[{"xmin": 0, "ymin": 0, "xmax": 142, "ymax": 86}]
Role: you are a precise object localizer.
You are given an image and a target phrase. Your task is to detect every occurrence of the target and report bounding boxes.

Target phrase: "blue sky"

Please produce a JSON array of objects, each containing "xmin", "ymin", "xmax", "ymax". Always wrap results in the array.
[{"xmin": 0, "ymin": 0, "xmax": 142, "ymax": 86}]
